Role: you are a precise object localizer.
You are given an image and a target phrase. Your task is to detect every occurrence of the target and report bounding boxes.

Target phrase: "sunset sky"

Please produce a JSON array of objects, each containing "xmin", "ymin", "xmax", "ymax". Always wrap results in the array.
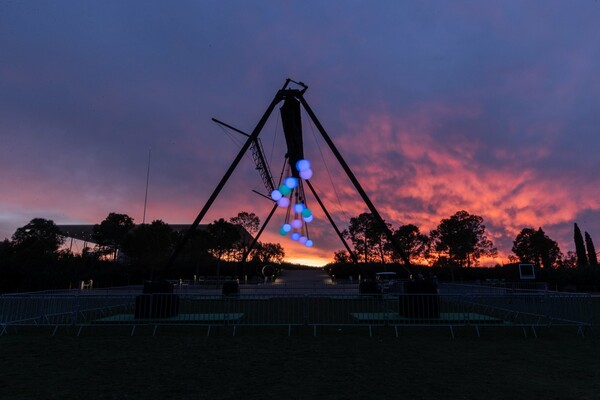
[{"xmin": 1, "ymin": 1, "xmax": 600, "ymax": 266}]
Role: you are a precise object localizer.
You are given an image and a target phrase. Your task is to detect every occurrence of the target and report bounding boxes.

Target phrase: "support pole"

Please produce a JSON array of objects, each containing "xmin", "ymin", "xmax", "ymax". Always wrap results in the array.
[
  {"xmin": 165, "ymin": 84, "xmax": 289, "ymax": 269},
  {"xmin": 298, "ymin": 95, "xmax": 411, "ymax": 269},
  {"xmin": 305, "ymin": 180, "xmax": 357, "ymax": 263}
]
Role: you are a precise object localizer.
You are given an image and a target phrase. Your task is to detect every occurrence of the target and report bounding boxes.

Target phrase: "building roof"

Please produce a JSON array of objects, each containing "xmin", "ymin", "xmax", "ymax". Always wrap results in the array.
[{"xmin": 57, "ymin": 224, "xmax": 253, "ymax": 244}]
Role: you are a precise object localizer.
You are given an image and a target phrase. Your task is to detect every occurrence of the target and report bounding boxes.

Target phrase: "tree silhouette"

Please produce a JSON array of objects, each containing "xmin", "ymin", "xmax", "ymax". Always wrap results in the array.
[
  {"xmin": 229, "ymin": 211, "xmax": 260, "ymax": 235},
  {"xmin": 512, "ymin": 227, "xmax": 561, "ymax": 269},
  {"xmin": 93, "ymin": 213, "xmax": 135, "ymax": 261},
  {"xmin": 122, "ymin": 220, "xmax": 174, "ymax": 276},
  {"xmin": 346, "ymin": 212, "xmax": 391, "ymax": 263},
  {"xmin": 430, "ymin": 210, "xmax": 496, "ymax": 267},
  {"xmin": 333, "ymin": 250, "xmax": 351, "ymax": 264},
  {"xmin": 585, "ymin": 231, "xmax": 598, "ymax": 266},
  {"xmin": 205, "ymin": 218, "xmax": 241, "ymax": 262},
  {"xmin": 574, "ymin": 223, "xmax": 588, "ymax": 267},
  {"xmin": 388, "ymin": 224, "xmax": 429, "ymax": 264},
  {"xmin": 253, "ymin": 242, "xmax": 285, "ymax": 263},
  {"xmin": 12, "ymin": 218, "xmax": 65, "ymax": 259}
]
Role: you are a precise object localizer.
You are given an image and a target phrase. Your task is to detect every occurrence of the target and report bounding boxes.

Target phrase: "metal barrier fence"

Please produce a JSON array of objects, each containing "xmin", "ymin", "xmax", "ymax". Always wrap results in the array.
[{"xmin": 1, "ymin": 292, "xmax": 592, "ymax": 337}]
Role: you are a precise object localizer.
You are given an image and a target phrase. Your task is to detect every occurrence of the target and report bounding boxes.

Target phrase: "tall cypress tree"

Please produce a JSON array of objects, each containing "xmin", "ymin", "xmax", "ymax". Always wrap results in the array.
[
  {"xmin": 585, "ymin": 231, "xmax": 598, "ymax": 266},
  {"xmin": 574, "ymin": 223, "xmax": 588, "ymax": 267}
]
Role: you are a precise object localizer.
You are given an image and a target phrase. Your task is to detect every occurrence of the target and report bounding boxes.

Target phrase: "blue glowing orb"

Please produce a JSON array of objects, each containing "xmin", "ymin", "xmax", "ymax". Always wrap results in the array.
[
  {"xmin": 299, "ymin": 169, "xmax": 313, "ymax": 180},
  {"xmin": 303, "ymin": 214, "xmax": 314, "ymax": 223},
  {"xmin": 271, "ymin": 190, "xmax": 282, "ymax": 201},
  {"xmin": 282, "ymin": 223, "xmax": 292, "ymax": 233},
  {"xmin": 291, "ymin": 232, "xmax": 300, "ymax": 241},
  {"xmin": 296, "ymin": 159, "xmax": 311, "ymax": 172},
  {"xmin": 293, "ymin": 203, "xmax": 304, "ymax": 213},
  {"xmin": 284, "ymin": 177, "xmax": 298, "ymax": 189},
  {"xmin": 305, "ymin": 240, "xmax": 313, "ymax": 247}
]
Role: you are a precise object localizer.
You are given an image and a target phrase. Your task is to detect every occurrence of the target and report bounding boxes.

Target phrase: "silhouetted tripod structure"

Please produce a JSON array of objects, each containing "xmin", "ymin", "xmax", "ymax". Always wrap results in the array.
[{"xmin": 166, "ymin": 79, "xmax": 410, "ymax": 271}]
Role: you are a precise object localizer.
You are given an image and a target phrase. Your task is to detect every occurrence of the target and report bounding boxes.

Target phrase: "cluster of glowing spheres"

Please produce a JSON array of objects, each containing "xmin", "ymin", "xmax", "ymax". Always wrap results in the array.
[{"xmin": 274, "ymin": 159, "xmax": 316, "ymax": 248}]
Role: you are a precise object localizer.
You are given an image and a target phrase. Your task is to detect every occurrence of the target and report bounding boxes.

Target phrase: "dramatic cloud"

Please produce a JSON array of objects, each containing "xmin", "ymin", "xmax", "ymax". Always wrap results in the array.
[{"xmin": 1, "ymin": 1, "xmax": 600, "ymax": 265}]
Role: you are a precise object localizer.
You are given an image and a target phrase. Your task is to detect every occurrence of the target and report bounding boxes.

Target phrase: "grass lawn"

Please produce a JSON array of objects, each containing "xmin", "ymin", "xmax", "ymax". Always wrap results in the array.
[{"xmin": 1, "ymin": 300, "xmax": 599, "ymax": 400}]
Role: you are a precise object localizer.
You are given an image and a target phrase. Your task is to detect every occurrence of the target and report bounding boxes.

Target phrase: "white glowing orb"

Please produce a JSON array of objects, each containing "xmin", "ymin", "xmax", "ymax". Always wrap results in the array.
[
  {"xmin": 278, "ymin": 184, "xmax": 291, "ymax": 196},
  {"xmin": 299, "ymin": 236, "xmax": 308, "ymax": 244},
  {"xmin": 291, "ymin": 219, "xmax": 302, "ymax": 229},
  {"xmin": 284, "ymin": 177, "xmax": 298, "ymax": 189},
  {"xmin": 305, "ymin": 240, "xmax": 313, "ymax": 247},
  {"xmin": 296, "ymin": 159, "xmax": 311, "ymax": 172},
  {"xmin": 282, "ymin": 223, "xmax": 292, "ymax": 233},
  {"xmin": 303, "ymin": 214, "xmax": 314, "ymax": 223},
  {"xmin": 291, "ymin": 232, "xmax": 300, "ymax": 241},
  {"xmin": 271, "ymin": 190, "xmax": 282, "ymax": 201},
  {"xmin": 293, "ymin": 203, "xmax": 304, "ymax": 213},
  {"xmin": 299, "ymin": 169, "xmax": 313, "ymax": 180},
  {"xmin": 277, "ymin": 197, "xmax": 290, "ymax": 208}
]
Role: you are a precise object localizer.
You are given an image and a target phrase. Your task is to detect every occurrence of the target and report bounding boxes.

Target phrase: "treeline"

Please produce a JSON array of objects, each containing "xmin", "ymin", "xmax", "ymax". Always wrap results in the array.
[
  {"xmin": 334, "ymin": 210, "xmax": 600, "ymax": 270},
  {"xmin": 0, "ymin": 211, "xmax": 284, "ymax": 293}
]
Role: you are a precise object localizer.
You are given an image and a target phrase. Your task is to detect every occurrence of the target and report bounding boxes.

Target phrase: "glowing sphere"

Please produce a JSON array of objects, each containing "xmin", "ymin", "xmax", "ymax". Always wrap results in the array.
[
  {"xmin": 271, "ymin": 190, "xmax": 282, "ymax": 201},
  {"xmin": 293, "ymin": 203, "xmax": 304, "ymax": 213},
  {"xmin": 291, "ymin": 219, "xmax": 302, "ymax": 229},
  {"xmin": 303, "ymin": 214, "xmax": 314, "ymax": 223},
  {"xmin": 301, "ymin": 208, "xmax": 312, "ymax": 218},
  {"xmin": 277, "ymin": 197, "xmax": 290, "ymax": 208},
  {"xmin": 278, "ymin": 184, "xmax": 291, "ymax": 196},
  {"xmin": 299, "ymin": 169, "xmax": 313, "ymax": 180},
  {"xmin": 296, "ymin": 159, "xmax": 311, "ymax": 172},
  {"xmin": 279, "ymin": 227, "xmax": 288, "ymax": 236},
  {"xmin": 299, "ymin": 236, "xmax": 308, "ymax": 244},
  {"xmin": 282, "ymin": 223, "xmax": 292, "ymax": 233},
  {"xmin": 284, "ymin": 177, "xmax": 298, "ymax": 189},
  {"xmin": 305, "ymin": 240, "xmax": 313, "ymax": 248},
  {"xmin": 291, "ymin": 232, "xmax": 300, "ymax": 241}
]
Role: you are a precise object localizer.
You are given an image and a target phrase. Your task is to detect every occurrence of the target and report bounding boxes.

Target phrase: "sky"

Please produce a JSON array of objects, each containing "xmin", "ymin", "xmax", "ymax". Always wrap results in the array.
[{"xmin": 1, "ymin": 1, "xmax": 600, "ymax": 267}]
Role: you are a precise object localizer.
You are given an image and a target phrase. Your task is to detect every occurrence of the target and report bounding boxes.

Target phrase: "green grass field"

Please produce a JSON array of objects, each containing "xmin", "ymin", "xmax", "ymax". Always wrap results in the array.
[{"xmin": 1, "ymin": 300, "xmax": 599, "ymax": 400}]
